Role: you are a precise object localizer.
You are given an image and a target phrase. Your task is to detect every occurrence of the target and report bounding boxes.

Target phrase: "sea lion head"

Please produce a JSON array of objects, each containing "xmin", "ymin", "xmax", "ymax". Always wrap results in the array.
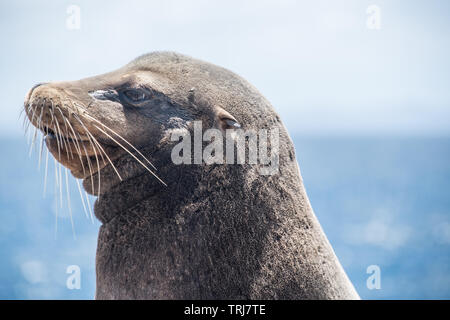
[{"xmin": 24, "ymin": 52, "xmax": 280, "ymax": 196}]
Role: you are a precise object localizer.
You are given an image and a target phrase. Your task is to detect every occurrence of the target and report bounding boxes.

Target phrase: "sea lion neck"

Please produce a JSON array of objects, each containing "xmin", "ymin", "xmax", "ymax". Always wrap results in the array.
[
  {"xmin": 89, "ymin": 142, "xmax": 183, "ymax": 224},
  {"xmin": 93, "ymin": 162, "xmax": 205, "ymax": 225},
  {"xmin": 94, "ymin": 153, "xmax": 359, "ymax": 299}
]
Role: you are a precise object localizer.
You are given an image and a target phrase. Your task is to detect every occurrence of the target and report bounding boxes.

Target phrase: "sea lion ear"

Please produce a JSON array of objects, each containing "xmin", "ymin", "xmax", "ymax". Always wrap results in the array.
[{"xmin": 213, "ymin": 107, "xmax": 241, "ymax": 131}]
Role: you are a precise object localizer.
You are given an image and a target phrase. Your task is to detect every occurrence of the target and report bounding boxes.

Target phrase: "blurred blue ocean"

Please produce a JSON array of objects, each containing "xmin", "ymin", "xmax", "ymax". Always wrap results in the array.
[{"xmin": 0, "ymin": 135, "xmax": 448, "ymax": 299}]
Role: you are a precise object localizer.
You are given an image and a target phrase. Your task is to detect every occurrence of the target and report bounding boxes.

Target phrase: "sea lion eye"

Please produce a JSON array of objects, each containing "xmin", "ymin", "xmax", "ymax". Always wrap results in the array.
[
  {"xmin": 121, "ymin": 88, "xmax": 152, "ymax": 104},
  {"xmin": 224, "ymin": 118, "xmax": 241, "ymax": 128},
  {"xmin": 219, "ymin": 117, "xmax": 241, "ymax": 130}
]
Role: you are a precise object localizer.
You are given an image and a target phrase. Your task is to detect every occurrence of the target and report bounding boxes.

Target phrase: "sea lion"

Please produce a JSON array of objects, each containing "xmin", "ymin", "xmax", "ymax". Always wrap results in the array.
[{"xmin": 24, "ymin": 52, "xmax": 359, "ymax": 299}]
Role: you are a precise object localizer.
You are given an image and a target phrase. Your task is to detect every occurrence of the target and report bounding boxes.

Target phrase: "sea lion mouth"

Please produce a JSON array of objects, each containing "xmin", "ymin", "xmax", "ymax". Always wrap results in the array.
[
  {"xmin": 23, "ymin": 88, "xmax": 166, "ymax": 190},
  {"xmin": 41, "ymin": 123, "xmax": 115, "ymax": 180},
  {"xmin": 41, "ymin": 124, "xmax": 110, "ymax": 149},
  {"xmin": 23, "ymin": 94, "xmax": 119, "ymax": 181},
  {"xmin": 43, "ymin": 126, "xmax": 87, "ymax": 143}
]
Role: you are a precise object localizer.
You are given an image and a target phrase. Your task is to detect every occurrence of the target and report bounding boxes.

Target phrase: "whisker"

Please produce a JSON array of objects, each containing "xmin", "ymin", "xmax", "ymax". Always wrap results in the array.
[
  {"xmin": 64, "ymin": 117, "xmax": 86, "ymax": 176},
  {"xmin": 25, "ymin": 98, "xmax": 85, "ymax": 239},
  {"xmin": 26, "ymin": 123, "xmax": 33, "ymax": 146},
  {"xmin": 58, "ymin": 162, "xmax": 63, "ymax": 208},
  {"xmin": 54, "ymin": 113, "xmax": 70, "ymax": 161},
  {"xmin": 48, "ymin": 102, "xmax": 55, "ymax": 124},
  {"xmin": 73, "ymin": 131, "xmax": 87, "ymax": 177},
  {"xmin": 82, "ymin": 113, "xmax": 157, "ymax": 171},
  {"xmin": 88, "ymin": 131, "xmax": 122, "ymax": 181},
  {"xmin": 23, "ymin": 103, "xmax": 32, "ymax": 133},
  {"xmin": 76, "ymin": 179, "xmax": 89, "ymax": 220},
  {"xmin": 88, "ymin": 133, "xmax": 101, "ymax": 199},
  {"xmin": 74, "ymin": 102, "xmax": 166, "ymax": 186},
  {"xmin": 50, "ymin": 101, "xmax": 66, "ymax": 161},
  {"xmin": 36, "ymin": 102, "xmax": 44, "ymax": 128},
  {"xmin": 73, "ymin": 115, "xmax": 122, "ymax": 181},
  {"xmin": 65, "ymin": 168, "xmax": 76, "ymax": 240},
  {"xmin": 49, "ymin": 107, "xmax": 62, "ymax": 161},
  {"xmin": 85, "ymin": 191, "xmax": 95, "ymax": 224},
  {"xmin": 19, "ymin": 106, "xmax": 25, "ymax": 121},
  {"xmin": 57, "ymin": 107, "xmax": 74, "ymax": 159},
  {"xmin": 38, "ymin": 131, "xmax": 44, "ymax": 169},
  {"xmin": 24, "ymin": 100, "xmax": 37, "ymax": 135},
  {"xmin": 28, "ymin": 99, "xmax": 43, "ymax": 149},
  {"xmin": 80, "ymin": 140, "xmax": 96, "ymax": 195},
  {"xmin": 29, "ymin": 98, "xmax": 39, "ymax": 126},
  {"xmin": 43, "ymin": 146, "xmax": 49, "ymax": 197},
  {"xmin": 36, "ymin": 105, "xmax": 45, "ymax": 169},
  {"xmin": 54, "ymin": 123, "xmax": 61, "ymax": 161},
  {"xmin": 28, "ymin": 102, "xmax": 42, "ymax": 157},
  {"xmin": 92, "ymin": 124, "xmax": 167, "ymax": 186},
  {"xmin": 74, "ymin": 119, "xmax": 103, "ymax": 199},
  {"xmin": 28, "ymin": 126, "xmax": 38, "ymax": 157},
  {"xmin": 54, "ymin": 158, "xmax": 59, "ymax": 239}
]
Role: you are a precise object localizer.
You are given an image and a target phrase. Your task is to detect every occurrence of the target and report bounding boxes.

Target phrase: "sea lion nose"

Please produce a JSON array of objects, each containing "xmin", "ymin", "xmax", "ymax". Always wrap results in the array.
[
  {"xmin": 29, "ymin": 82, "xmax": 49, "ymax": 95},
  {"xmin": 24, "ymin": 82, "xmax": 48, "ymax": 105},
  {"xmin": 31, "ymin": 82, "xmax": 47, "ymax": 91}
]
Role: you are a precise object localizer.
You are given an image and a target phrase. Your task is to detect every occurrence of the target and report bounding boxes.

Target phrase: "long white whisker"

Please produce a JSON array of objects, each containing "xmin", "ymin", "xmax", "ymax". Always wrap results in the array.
[
  {"xmin": 80, "ymin": 140, "xmax": 95, "ymax": 195},
  {"xmin": 28, "ymin": 126, "xmax": 38, "ymax": 157},
  {"xmin": 38, "ymin": 132, "xmax": 44, "ymax": 169},
  {"xmin": 58, "ymin": 163, "xmax": 63, "ymax": 208},
  {"xmin": 85, "ymin": 191, "xmax": 95, "ymax": 224},
  {"xmin": 28, "ymin": 100, "xmax": 43, "ymax": 151},
  {"xmin": 36, "ymin": 106, "xmax": 45, "ymax": 169},
  {"xmin": 49, "ymin": 107, "xmax": 61, "ymax": 161},
  {"xmin": 64, "ymin": 118, "xmax": 86, "ymax": 176},
  {"xmin": 65, "ymin": 168, "xmax": 76, "ymax": 240},
  {"xmin": 82, "ymin": 113, "xmax": 157, "ymax": 171},
  {"xmin": 76, "ymin": 179, "xmax": 89, "ymax": 220},
  {"xmin": 88, "ymin": 133, "xmax": 101, "ymax": 199},
  {"xmin": 54, "ymin": 158, "xmax": 59, "ymax": 239},
  {"xmin": 24, "ymin": 100, "xmax": 37, "ymax": 135},
  {"xmin": 54, "ymin": 114, "xmax": 70, "ymax": 161},
  {"xmin": 57, "ymin": 107, "xmax": 74, "ymax": 158},
  {"xmin": 43, "ymin": 146, "xmax": 49, "ymax": 197},
  {"xmin": 76, "ymin": 123, "xmax": 102, "ymax": 199},
  {"xmin": 29, "ymin": 98, "xmax": 39, "ymax": 126},
  {"xmin": 22, "ymin": 104, "xmax": 31, "ymax": 133},
  {"xmin": 19, "ymin": 106, "xmax": 25, "ymax": 121},
  {"xmin": 92, "ymin": 124, "xmax": 167, "ymax": 186},
  {"xmin": 88, "ymin": 131, "xmax": 122, "ymax": 181},
  {"xmin": 73, "ymin": 115, "xmax": 122, "ymax": 181}
]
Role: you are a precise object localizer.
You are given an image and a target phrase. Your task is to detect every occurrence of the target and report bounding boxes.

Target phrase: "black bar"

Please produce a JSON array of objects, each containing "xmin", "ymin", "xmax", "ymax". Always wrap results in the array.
[{"xmin": 0, "ymin": 300, "xmax": 448, "ymax": 318}]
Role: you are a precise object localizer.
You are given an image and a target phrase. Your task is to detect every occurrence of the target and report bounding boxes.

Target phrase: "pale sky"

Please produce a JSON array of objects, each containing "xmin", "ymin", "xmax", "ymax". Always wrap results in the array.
[{"xmin": 1, "ymin": 0, "xmax": 449, "ymax": 137}]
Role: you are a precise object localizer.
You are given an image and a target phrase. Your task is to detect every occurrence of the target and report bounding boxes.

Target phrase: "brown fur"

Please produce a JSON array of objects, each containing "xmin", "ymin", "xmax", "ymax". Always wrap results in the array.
[{"xmin": 25, "ymin": 52, "xmax": 359, "ymax": 299}]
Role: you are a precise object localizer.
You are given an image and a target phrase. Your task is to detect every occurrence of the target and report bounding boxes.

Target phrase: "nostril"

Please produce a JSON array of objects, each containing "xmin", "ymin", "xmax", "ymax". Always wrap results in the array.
[
  {"xmin": 25, "ymin": 82, "xmax": 48, "ymax": 106},
  {"xmin": 30, "ymin": 82, "xmax": 47, "ymax": 93}
]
